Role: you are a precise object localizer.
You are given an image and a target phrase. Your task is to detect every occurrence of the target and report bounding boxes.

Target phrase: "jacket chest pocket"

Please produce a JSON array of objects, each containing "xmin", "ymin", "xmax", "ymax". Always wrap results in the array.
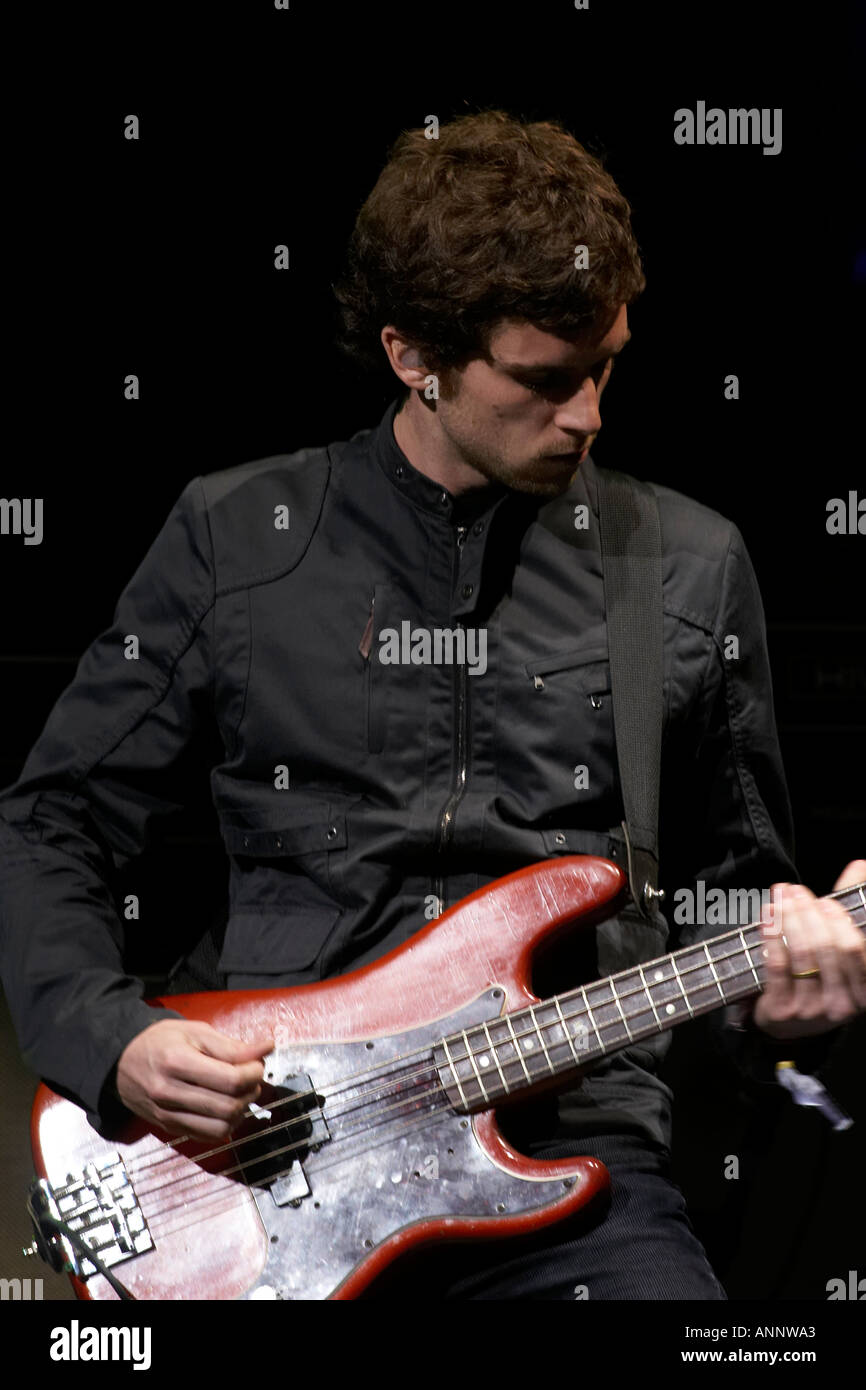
[
  {"xmin": 524, "ymin": 646, "xmax": 614, "ymax": 742},
  {"xmin": 525, "ymin": 645, "xmax": 611, "ymax": 701},
  {"xmin": 510, "ymin": 645, "xmax": 619, "ymax": 811}
]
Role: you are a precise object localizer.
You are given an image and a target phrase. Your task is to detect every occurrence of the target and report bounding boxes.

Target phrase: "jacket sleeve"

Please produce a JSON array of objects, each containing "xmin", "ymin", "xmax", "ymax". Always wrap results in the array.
[
  {"xmin": 0, "ymin": 477, "xmax": 215, "ymax": 1131},
  {"xmin": 660, "ymin": 522, "xmax": 846, "ymax": 1087}
]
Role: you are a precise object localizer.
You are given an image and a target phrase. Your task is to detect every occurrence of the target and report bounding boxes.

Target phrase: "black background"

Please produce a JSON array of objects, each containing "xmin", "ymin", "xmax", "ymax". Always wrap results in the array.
[{"xmin": 2, "ymin": 0, "xmax": 864, "ymax": 1303}]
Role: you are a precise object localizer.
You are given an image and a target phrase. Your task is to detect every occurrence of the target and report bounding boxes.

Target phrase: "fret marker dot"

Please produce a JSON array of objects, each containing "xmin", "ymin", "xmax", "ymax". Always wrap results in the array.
[
  {"xmin": 654, "ymin": 970, "xmax": 664, "ymax": 981},
  {"xmin": 479, "ymin": 1055, "xmax": 490, "ymax": 1067},
  {"xmin": 524, "ymin": 1039, "xmax": 534, "ymax": 1050},
  {"xmin": 665, "ymin": 1003, "xmax": 676, "ymax": 1015}
]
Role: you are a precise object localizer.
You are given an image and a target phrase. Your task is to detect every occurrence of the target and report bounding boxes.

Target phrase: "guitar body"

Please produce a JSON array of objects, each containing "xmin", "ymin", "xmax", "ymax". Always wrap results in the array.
[{"xmin": 31, "ymin": 855, "xmax": 626, "ymax": 1300}]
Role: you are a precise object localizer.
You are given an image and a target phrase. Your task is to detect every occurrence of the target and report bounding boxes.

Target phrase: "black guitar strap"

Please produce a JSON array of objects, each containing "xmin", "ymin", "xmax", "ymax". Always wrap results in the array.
[{"xmin": 596, "ymin": 465, "xmax": 665, "ymax": 921}]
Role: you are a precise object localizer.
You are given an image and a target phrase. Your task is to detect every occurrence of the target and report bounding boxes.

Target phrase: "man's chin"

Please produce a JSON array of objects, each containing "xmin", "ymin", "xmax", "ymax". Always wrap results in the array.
[{"xmin": 506, "ymin": 459, "xmax": 581, "ymax": 497}]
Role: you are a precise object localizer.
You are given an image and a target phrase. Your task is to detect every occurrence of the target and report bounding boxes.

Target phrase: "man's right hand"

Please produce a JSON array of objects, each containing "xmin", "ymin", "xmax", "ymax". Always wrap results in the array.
[{"xmin": 115, "ymin": 1019, "xmax": 275, "ymax": 1140}]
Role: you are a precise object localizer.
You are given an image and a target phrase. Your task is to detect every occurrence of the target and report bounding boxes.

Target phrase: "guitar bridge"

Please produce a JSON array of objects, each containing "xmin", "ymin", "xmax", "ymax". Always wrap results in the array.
[{"xmin": 27, "ymin": 1154, "xmax": 153, "ymax": 1279}]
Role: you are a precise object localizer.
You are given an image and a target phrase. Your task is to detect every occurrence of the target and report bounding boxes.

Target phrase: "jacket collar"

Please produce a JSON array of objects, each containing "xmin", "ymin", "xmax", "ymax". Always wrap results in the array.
[{"xmin": 369, "ymin": 393, "xmax": 599, "ymax": 522}]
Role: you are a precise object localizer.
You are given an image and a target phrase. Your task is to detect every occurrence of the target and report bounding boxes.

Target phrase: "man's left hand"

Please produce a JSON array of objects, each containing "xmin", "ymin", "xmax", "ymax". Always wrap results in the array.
[{"xmin": 751, "ymin": 859, "xmax": 866, "ymax": 1039}]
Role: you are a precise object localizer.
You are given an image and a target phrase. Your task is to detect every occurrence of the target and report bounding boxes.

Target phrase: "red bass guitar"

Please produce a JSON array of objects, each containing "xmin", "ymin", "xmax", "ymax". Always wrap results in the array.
[{"xmin": 26, "ymin": 855, "xmax": 864, "ymax": 1300}]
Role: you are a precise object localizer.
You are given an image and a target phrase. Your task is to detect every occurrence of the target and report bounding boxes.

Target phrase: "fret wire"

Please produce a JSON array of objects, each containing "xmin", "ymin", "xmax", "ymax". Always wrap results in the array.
[
  {"xmin": 440, "ymin": 1036, "xmax": 469, "ymax": 1108},
  {"xmin": 637, "ymin": 965, "xmax": 662, "ymax": 1027},
  {"xmin": 579, "ymin": 988, "xmax": 605, "ymax": 1052},
  {"xmin": 515, "ymin": 934, "xmax": 755, "ymax": 1045},
  {"xmin": 609, "ymin": 977, "xmax": 635, "ymax": 1039},
  {"xmin": 739, "ymin": 928, "xmax": 762, "ymax": 989},
  {"xmin": 461, "ymin": 1028, "xmax": 490, "ymax": 1103},
  {"xmin": 669, "ymin": 955, "xmax": 693, "ymax": 1016},
  {"xmin": 439, "ymin": 888, "xmax": 866, "ymax": 1084},
  {"xmin": 528, "ymin": 1004, "xmax": 556, "ymax": 1073},
  {"xmin": 554, "ymin": 931, "xmax": 766, "ymax": 1025},
  {"xmin": 553, "ymin": 997, "xmax": 584, "ymax": 1066},
  {"xmin": 504, "ymin": 1012, "xmax": 533, "ymax": 1084},
  {"xmin": 541, "ymin": 958, "xmax": 760, "ymax": 1055},
  {"xmin": 702, "ymin": 942, "xmax": 726, "ymax": 1002},
  {"xmin": 441, "ymin": 944, "xmax": 841, "ymax": 1096},
  {"xmin": 480, "ymin": 1019, "xmax": 510, "ymax": 1095}
]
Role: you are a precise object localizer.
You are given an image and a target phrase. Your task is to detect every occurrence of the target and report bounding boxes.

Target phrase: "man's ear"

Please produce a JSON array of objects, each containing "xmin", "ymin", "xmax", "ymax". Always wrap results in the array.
[{"xmin": 380, "ymin": 327, "xmax": 429, "ymax": 389}]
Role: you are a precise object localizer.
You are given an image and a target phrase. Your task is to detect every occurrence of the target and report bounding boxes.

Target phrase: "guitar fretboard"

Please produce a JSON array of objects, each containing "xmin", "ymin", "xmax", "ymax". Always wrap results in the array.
[{"xmin": 434, "ymin": 882, "xmax": 866, "ymax": 1112}]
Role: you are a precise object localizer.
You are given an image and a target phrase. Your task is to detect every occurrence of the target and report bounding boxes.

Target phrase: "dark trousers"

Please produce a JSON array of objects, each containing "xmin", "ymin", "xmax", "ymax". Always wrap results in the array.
[{"xmin": 395, "ymin": 1133, "xmax": 728, "ymax": 1301}]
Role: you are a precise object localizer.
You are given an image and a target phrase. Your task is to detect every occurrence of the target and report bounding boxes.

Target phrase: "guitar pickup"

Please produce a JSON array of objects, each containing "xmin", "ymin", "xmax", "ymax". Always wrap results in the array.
[{"xmin": 237, "ymin": 1073, "xmax": 329, "ymax": 1205}]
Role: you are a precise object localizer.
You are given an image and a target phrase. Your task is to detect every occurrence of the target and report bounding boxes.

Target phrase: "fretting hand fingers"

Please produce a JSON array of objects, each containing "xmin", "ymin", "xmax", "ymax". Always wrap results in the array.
[{"xmin": 752, "ymin": 862, "xmax": 866, "ymax": 1040}]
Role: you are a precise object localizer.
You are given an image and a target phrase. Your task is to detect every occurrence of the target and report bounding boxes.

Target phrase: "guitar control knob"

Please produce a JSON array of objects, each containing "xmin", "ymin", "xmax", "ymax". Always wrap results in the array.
[{"xmin": 22, "ymin": 1243, "xmax": 39, "ymax": 1258}]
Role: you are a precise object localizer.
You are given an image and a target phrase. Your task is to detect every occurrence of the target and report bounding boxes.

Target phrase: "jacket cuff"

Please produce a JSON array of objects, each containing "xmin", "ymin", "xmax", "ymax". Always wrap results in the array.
[
  {"xmin": 74, "ymin": 1001, "xmax": 186, "ymax": 1135},
  {"xmin": 719, "ymin": 1001, "xmax": 845, "ymax": 1087}
]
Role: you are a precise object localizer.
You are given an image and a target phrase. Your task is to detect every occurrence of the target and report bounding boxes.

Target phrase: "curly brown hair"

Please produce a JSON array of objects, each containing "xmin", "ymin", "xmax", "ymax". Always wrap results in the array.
[{"xmin": 333, "ymin": 109, "xmax": 645, "ymax": 376}]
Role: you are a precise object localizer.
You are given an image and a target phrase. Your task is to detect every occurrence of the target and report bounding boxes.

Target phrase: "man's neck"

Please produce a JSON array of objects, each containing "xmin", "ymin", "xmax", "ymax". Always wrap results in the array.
[{"xmin": 392, "ymin": 391, "xmax": 494, "ymax": 499}]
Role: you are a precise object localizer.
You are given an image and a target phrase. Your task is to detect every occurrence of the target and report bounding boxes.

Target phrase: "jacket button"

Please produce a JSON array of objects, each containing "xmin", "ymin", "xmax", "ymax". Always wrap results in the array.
[
  {"xmin": 243, "ymin": 836, "xmax": 250, "ymax": 849},
  {"xmin": 326, "ymin": 825, "xmax": 338, "ymax": 840},
  {"xmin": 395, "ymin": 465, "xmax": 405, "ymax": 479},
  {"xmin": 554, "ymin": 832, "xmax": 567, "ymax": 846},
  {"xmin": 472, "ymin": 521, "xmax": 485, "ymax": 536},
  {"xmin": 461, "ymin": 583, "xmax": 473, "ymax": 599},
  {"xmin": 590, "ymin": 694, "xmax": 603, "ymax": 709},
  {"xmin": 275, "ymin": 837, "xmax": 283, "ymax": 849}
]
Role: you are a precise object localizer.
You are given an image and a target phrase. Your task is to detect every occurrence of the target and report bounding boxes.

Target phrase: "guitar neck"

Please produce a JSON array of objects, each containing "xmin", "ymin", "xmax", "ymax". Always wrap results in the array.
[{"xmin": 436, "ymin": 881, "xmax": 866, "ymax": 1111}]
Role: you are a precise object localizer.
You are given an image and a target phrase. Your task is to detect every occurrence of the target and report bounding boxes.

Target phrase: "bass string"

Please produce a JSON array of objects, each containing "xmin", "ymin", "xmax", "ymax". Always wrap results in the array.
[
  {"xmin": 135, "ymin": 1077, "xmax": 444, "ymax": 1205},
  {"xmin": 129, "ymin": 890, "xmax": 866, "ymax": 1244},
  {"xmin": 125, "ymin": 932, "xmax": 778, "ymax": 1182},
  {"xmin": 130, "ymin": 941, "xmax": 782, "ymax": 1207},
  {"xmin": 141, "ymin": 1087, "xmax": 454, "ymax": 1229},
  {"xmin": 143, "ymin": 1106, "xmax": 458, "ymax": 1246},
  {"xmin": 131, "ymin": 880, "xmax": 866, "ymax": 1171}
]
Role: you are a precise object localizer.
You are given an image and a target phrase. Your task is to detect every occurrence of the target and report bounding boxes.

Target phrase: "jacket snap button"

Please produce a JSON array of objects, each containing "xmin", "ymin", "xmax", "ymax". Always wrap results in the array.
[
  {"xmin": 472, "ymin": 521, "xmax": 484, "ymax": 536},
  {"xmin": 461, "ymin": 583, "xmax": 473, "ymax": 599},
  {"xmin": 275, "ymin": 837, "xmax": 283, "ymax": 849},
  {"xmin": 590, "ymin": 694, "xmax": 603, "ymax": 709},
  {"xmin": 554, "ymin": 832, "xmax": 567, "ymax": 846},
  {"xmin": 326, "ymin": 825, "xmax": 338, "ymax": 840},
  {"xmin": 395, "ymin": 465, "xmax": 405, "ymax": 478},
  {"xmin": 243, "ymin": 836, "xmax": 250, "ymax": 849}
]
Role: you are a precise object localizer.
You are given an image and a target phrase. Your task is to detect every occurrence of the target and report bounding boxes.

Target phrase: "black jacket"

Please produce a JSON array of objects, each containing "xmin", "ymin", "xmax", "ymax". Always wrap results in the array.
[{"xmin": 0, "ymin": 397, "xmax": 830, "ymax": 1146}]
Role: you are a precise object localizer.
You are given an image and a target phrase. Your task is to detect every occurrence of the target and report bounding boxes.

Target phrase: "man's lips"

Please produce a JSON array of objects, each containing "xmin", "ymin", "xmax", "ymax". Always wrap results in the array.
[{"xmin": 548, "ymin": 445, "xmax": 590, "ymax": 462}]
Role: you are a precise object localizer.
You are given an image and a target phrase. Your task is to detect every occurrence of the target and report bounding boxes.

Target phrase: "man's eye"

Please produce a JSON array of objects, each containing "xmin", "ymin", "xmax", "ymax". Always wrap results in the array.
[
  {"xmin": 520, "ymin": 360, "xmax": 614, "ymax": 395},
  {"xmin": 521, "ymin": 374, "xmax": 568, "ymax": 394}
]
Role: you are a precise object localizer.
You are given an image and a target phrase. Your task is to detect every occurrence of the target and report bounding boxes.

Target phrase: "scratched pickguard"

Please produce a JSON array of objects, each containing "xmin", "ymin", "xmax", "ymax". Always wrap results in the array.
[{"xmin": 238, "ymin": 989, "xmax": 584, "ymax": 1300}]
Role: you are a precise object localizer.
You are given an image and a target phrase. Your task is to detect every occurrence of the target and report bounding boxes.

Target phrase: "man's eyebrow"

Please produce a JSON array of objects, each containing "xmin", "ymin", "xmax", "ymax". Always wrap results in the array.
[{"xmin": 500, "ymin": 330, "xmax": 632, "ymax": 373}]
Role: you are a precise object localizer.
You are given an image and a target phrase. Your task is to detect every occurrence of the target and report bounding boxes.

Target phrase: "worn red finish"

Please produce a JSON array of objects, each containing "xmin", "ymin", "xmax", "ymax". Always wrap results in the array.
[{"xmin": 30, "ymin": 854, "xmax": 626, "ymax": 1300}]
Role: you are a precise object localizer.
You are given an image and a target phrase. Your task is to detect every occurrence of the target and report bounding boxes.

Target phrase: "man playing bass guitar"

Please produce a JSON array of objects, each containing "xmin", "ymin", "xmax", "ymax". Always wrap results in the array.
[{"xmin": 1, "ymin": 111, "xmax": 864, "ymax": 1300}]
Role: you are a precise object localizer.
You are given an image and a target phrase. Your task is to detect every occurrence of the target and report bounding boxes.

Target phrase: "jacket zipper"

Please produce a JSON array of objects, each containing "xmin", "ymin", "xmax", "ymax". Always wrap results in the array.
[{"xmin": 434, "ymin": 524, "xmax": 469, "ymax": 914}]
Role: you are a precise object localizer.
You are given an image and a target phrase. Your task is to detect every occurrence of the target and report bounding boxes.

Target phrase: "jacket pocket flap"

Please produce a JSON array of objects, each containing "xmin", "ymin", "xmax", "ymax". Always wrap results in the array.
[
  {"xmin": 218, "ymin": 905, "xmax": 343, "ymax": 973},
  {"xmin": 222, "ymin": 817, "xmax": 346, "ymax": 856},
  {"xmin": 525, "ymin": 646, "xmax": 610, "ymax": 688},
  {"xmin": 541, "ymin": 827, "xmax": 621, "ymax": 856}
]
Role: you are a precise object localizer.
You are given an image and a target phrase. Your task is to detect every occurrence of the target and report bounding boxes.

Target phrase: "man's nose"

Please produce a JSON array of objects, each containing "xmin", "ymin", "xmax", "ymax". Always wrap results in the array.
[{"xmin": 553, "ymin": 380, "xmax": 603, "ymax": 435}]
